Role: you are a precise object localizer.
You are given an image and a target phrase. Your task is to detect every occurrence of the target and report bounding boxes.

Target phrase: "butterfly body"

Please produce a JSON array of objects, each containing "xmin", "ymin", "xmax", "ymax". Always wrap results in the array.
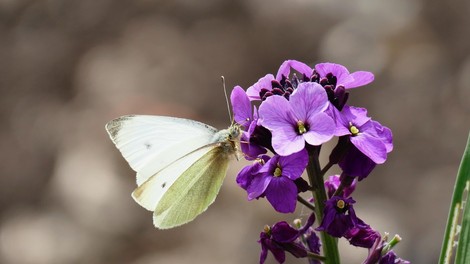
[{"xmin": 106, "ymin": 115, "xmax": 241, "ymax": 229}]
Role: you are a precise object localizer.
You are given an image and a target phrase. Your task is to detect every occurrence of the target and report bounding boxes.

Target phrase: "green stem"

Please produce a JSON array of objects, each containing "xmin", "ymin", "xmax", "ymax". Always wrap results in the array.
[
  {"xmin": 306, "ymin": 252, "xmax": 327, "ymax": 262},
  {"xmin": 297, "ymin": 195, "xmax": 316, "ymax": 211},
  {"xmin": 306, "ymin": 146, "xmax": 340, "ymax": 264},
  {"xmin": 320, "ymin": 161, "xmax": 334, "ymax": 177}
]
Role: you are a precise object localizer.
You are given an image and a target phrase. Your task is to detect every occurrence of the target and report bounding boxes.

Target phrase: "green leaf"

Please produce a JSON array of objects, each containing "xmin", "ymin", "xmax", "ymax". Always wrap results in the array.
[{"xmin": 439, "ymin": 132, "xmax": 470, "ymax": 264}]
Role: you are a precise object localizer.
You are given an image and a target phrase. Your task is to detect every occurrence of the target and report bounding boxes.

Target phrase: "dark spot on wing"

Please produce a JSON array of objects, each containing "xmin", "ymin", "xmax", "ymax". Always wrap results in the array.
[
  {"xmin": 162, "ymin": 182, "xmax": 166, "ymax": 188},
  {"xmin": 106, "ymin": 115, "xmax": 135, "ymax": 139},
  {"xmin": 144, "ymin": 142, "xmax": 152, "ymax": 150}
]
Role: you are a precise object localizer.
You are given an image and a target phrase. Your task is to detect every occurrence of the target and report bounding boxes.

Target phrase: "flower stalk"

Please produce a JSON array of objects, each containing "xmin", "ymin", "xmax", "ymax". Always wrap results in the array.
[{"xmin": 306, "ymin": 146, "xmax": 340, "ymax": 264}]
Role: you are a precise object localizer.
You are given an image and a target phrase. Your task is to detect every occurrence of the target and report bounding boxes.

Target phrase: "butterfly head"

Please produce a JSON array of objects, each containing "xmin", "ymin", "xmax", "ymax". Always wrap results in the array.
[{"xmin": 211, "ymin": 124, "xmax": 242, "ymax": 158}]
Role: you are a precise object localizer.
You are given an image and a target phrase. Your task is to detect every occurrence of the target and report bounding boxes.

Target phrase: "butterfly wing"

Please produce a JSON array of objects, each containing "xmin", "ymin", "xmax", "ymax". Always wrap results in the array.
[
  {"xmin": 105, "ymin": 115, "xmax": 218, "ymax": 185},
  {"xmin": 131, "ymin": 144, "xmax": 216, "ymax": 211},
  {"xmin": 152, "ymin": 146, "xmax": 231, "ymax": 229}
]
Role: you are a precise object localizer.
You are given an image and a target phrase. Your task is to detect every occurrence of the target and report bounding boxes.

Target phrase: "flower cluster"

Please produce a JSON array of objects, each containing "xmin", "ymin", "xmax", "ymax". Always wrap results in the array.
[{"xmin": 231, "ymin": 60, "xmax": 407, "ymax": 263}]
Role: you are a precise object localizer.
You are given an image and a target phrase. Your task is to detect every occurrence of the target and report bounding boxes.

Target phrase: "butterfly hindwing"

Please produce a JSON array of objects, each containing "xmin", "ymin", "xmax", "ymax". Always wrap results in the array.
[
  {"xmin": 153, "ymin": 146, "xmax": 230, "ymax": 229},
  {"xmin": 131, "ymin": 145, "xmax": 216, "ymax": 211}
]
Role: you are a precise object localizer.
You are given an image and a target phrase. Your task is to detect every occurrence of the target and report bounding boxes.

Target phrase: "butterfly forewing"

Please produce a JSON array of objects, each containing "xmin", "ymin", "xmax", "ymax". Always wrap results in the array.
[
  {"xmin": 106, "ymin": 115, "xmax": 241, "ymax": 229},
  {"xmin": 106, "ymin": 115, "xmax": 218, "ymax": 185}
]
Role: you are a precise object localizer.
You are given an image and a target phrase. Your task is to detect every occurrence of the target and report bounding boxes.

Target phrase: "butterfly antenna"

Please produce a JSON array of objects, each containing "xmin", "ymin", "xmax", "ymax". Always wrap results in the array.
[{"xmin": 221, "ymin": 76, "xmax": 233, "ymax": 124}]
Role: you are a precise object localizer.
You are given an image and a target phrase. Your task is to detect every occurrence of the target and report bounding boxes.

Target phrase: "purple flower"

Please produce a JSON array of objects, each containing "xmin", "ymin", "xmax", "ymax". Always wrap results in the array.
[
  {"xmin": 231, "ymin": 85, "xmax": 268, "ymax": 158},
  {"xmin": 259, "ymin": 214, "xmax": 315, "ymax": 264},
  {"xmin": 259, "ymin": 223, "xmax": 306, "ymax": 264},
  {"xmin": 259, "ymin": 82, "xmax": 335, "ymax": 156},
  {"xmin": 246, "ymin": 150, "xmax": 308, "ymax": 213},
  {"xmin": 316, "ymin": 196, "xmax": 358, "ymax": 237},
  {"xmin": 336, "ymin": 105, "xmax": 393, "ymax": 164},
  {"xmin": 344, "ymin": 218, "xmax": 381, "ymax": 248},
  {"xmin": 324, "ymin": 175, "xmax": 356, "ymax": 198},
  {"xmin": 314, "ymin": 62, "xmax": 374, "ymax": 90}
]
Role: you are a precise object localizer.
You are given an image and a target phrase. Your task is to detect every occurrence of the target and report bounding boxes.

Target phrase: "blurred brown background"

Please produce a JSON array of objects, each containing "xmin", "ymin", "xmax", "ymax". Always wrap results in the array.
[{"xmin": 0, "ymin": 0, "xmax": 469, "ymax": 263}]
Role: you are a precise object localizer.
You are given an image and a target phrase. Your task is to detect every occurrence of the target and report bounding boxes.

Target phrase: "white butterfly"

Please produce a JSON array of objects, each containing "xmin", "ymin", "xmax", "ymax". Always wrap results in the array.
[{"xmin": 106, "ymin": 115, "xmax": 241, "ymax": 229}]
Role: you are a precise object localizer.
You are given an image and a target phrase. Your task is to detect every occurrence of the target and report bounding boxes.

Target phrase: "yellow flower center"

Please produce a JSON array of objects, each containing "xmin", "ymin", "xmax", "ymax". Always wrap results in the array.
[
  {"xmin": 349, "ymin": 123, "xmax": 359, "ymax": 136},
  {"xmin": 273, "ymin": 167, "xmax": 282, "ymax": 177},
  {"xmin": 297, "ymin": 121, "xmax": 307, "ymax": 135},
  {"xmin": 336, "ymin": 199, "xmax": 345, "ymax": 209}
]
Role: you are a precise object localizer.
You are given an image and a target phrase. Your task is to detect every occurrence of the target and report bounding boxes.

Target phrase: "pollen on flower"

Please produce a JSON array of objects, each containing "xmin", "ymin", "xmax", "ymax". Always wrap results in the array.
[
  {"xmin": 336, "ymin": 199, "xmax": 345, "ymax": 209},
  {"xmin": 349, "ymin": 124, "xmax": 359, "ymax": 136},
  {"xmin": 293, "ymin": 219, "xmax": 302, "ymax": 228},
  {"xmin": 273, "ymin": 167, "xmax": 282, "ymax": 177},
  {"xmin": 263, "ymin": 224, "xmax": 271, "ymax": 234},
  {"xmin": 297, "ymin": 120, "xmax": 307, "ymax": 135}
]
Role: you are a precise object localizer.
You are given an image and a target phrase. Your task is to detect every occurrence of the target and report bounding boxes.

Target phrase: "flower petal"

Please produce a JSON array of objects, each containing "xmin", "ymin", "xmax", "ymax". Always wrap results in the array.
[
  {"xmin": 236, "ymin": 161, "xmax": 263, "ymax": 190},
  {"xmin": 246, "ymin": 74, "xmax": 275, "ymax": 101},
  {"xmin": 271, "ymin": 221, "xmax": 300, "ymax": 242},
  {"xmin": 276, "ymin": 60, "xmax": 313, "ymax": 80},
  {"xmin": 259, "ymin": 95, "xmax": 295, "ymax": 130},
  {"xmin": 371, "ymin": 120, "xmax": 393, "ymax": 153},
  {"xmin": 326, "ymin": 104, "xmax": 350, "ymax": 136},
  {"xmin": 259, "ymin": 95, "xmax": 305, "ymax": 155},
  {"xmin": 344, "ymin": 105, "xmax": 370, "ymax": 127},
  {"xmin": 315, "ymin": 62, "xmax": 350, "ymax": 83},
  {"xmin": 266, "ymin": 240, "xmax": 286, "ymax": 264},
  {"xmin": 339, "ymin": 145, "xmax": 377, "ymax": 179},
  {"xmin": 278, "ymin": 149, "xmax": 308, "ymax": 180},
  {"xmin": 341, "ymin": 71, "xmax": 374, "ymax": 88},
  {"xmin": 290, "ymin": 82, "xmax": 329, "ymax": 121},
  {"xmin": 231, "ymin": 86, "xmax": 252, "ymax": 127},
  {"xmin": 259, "ymin": 241, "xmax": 268, "ymax": 264},
  {"xmin": 247, "ymin": 173, "xmax": 272, "ymax": 200},
  {"xmin": 266, "ymin": 177, "xmax": 298, "ymax": 213},
  {"xmin": 272, "ymin": 130, "xmax": 306, "ymax": 156},
  {"xmin": 304, "ymin": 112, "xmax": 335, "ymax": 146},
  {"xmin": 350, "ymin": 134, "xmax": 387, "ymax": 164}
]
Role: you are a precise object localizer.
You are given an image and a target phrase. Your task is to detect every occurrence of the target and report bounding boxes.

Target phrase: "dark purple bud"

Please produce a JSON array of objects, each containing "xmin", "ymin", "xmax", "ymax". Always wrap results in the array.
[
  {"xmin": 334, "ymin": 86, "xmax": 349, "ymax": 110},
  {"xmin": 271, "ymin": 80, "xmax": 283, "ymax": 89},
  {"xmin": 302, "ymin": 73, "xmax": 310, "ymax": 82},
  {"xmin": 272, "ymin": 87, "xmax": 284, "ymax": 96},
  {"xmin": 311, "ymin": 70, "xmax": 320, "ymax": 83},
  {"xmin": 319, "ymin": 77, "xmax": 329, "ymax": 86}
]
